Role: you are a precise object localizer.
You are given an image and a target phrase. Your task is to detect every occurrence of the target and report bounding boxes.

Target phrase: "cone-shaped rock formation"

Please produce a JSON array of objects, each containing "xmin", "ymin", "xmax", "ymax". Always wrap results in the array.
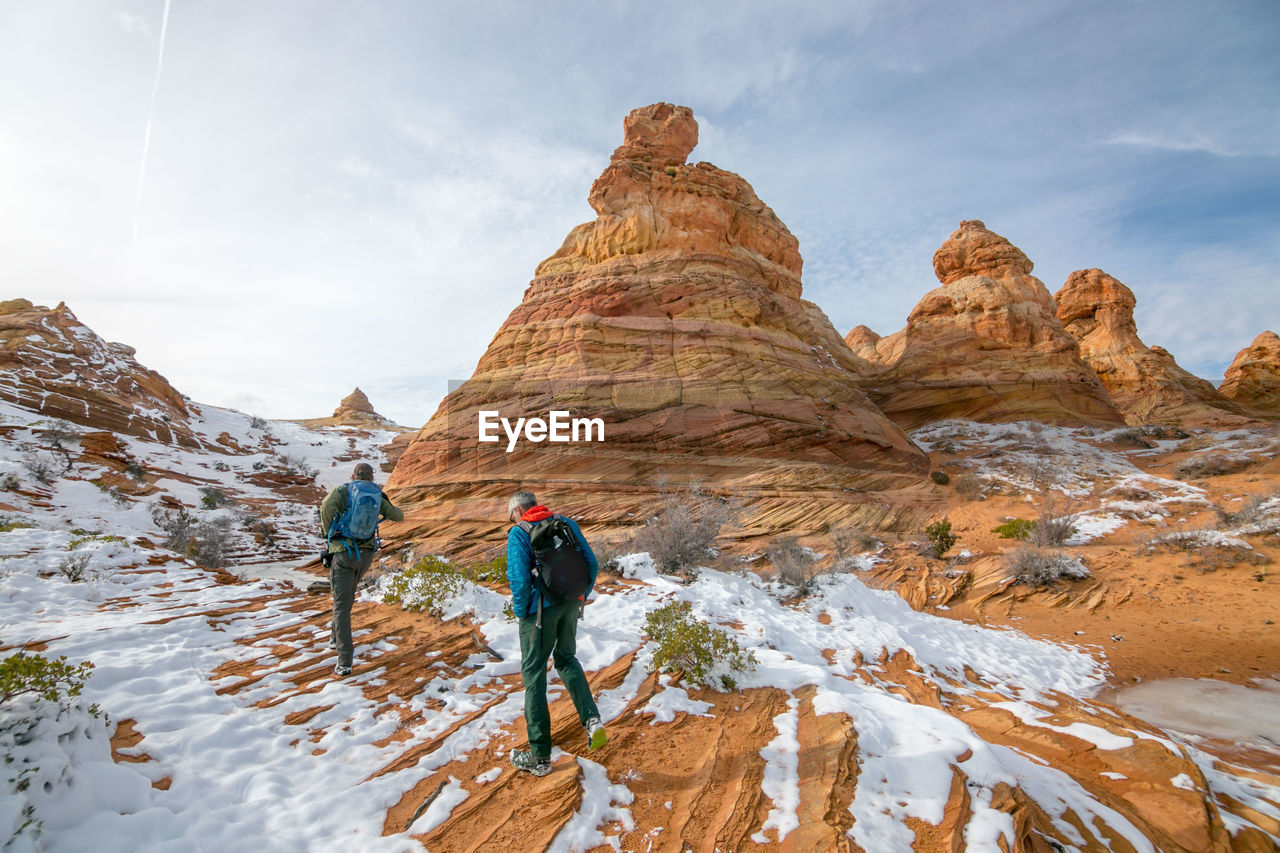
[
  {"xmin": 1054, "ymin": 269, "xmax": 1253, "ymax": 426},
  {"xmin": 859, "ymin": 222, "xmax": 1124, "ymax": 430},
  {"xmin": 385, "ymin": 104, "xmax": 930, "ymax": 552},
  {"xmin": 0, "ymin": 299, "xmax": 197, "ymax": 445},
  {"xmin": 1221, "ymin": 331, "xmax": 1280, "ymax": 418},
  {"xmin": 843, "ymin": 324, "xmax": 883, "ymax": 361}
]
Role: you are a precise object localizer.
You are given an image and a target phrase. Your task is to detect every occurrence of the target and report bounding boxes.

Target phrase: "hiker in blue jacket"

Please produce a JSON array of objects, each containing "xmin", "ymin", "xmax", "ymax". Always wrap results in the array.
[
  {"xmin": 506, "ymin": 489, "xmax": 606, "ymax": 776},
  {"xmin": 319, "ymin": 462, "xmax": 402, "ymax": 677}
]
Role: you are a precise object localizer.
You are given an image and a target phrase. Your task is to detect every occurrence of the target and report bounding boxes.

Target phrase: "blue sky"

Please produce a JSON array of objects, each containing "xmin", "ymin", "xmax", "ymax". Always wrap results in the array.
[{"xmin": 2, "ymin": 0, "xmax": 1277, "ymax": 425}]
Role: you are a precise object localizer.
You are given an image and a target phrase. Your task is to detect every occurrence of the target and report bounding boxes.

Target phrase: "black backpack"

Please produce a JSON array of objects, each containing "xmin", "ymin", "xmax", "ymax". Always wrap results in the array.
[{"xmin": 519, "ymin": 515, "xmax": 593, "ymax": 605}]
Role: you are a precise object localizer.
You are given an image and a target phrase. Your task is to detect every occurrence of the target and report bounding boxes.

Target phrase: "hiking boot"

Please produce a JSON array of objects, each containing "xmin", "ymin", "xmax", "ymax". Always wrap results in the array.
[
  {"xmin": 510, "ymin": 749, "xmax": 551, "ymax": 777},
  {"xmin": 585, "ymin": 716, "xmax": 607, "ymax": 751},
  {"xmin": 334, "ymin": 664, "xmax": 352, "ymax": 677}
]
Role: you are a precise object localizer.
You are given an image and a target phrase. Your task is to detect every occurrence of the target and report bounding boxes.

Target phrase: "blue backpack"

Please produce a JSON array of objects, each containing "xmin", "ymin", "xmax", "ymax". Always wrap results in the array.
[{"xmin": 328, "ymin": 480, "xmax": 383, "ymax": 556}]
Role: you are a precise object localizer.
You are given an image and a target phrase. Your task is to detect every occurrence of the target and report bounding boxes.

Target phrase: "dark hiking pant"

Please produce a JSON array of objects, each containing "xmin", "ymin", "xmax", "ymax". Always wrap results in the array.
[
  {"xmin": 331, "ymin": 547, "xmax": 374, "ymax": 668},
  {"xmin": 519, "ymin": 601, "xmax": 600, "ymax": 759}
]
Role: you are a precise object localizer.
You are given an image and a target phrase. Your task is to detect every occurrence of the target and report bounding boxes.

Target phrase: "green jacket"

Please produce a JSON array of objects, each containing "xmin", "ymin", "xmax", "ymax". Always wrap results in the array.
[{"xmin": 320, "ymin": 481, "xmax": 404, "ymax": 554}]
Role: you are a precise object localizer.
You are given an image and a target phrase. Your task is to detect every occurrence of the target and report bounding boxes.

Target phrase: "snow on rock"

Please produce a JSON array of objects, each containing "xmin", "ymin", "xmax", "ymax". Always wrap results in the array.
[{"xmin": 547, "ymin": 757, "xmax": 635, "ymax": 853}]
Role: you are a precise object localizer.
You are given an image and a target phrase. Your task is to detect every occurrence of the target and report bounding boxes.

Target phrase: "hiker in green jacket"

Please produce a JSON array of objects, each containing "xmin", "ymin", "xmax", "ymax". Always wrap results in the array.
[{"xmin": 319, "ymin": 462, "xmax": 403, "ymax": 677}]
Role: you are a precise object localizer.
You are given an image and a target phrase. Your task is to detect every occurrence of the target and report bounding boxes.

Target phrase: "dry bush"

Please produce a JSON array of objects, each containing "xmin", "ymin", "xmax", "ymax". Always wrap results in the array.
[
  {"xmin": 768, "ymin": 537, "xmax": 820, "ymax": 594},
  {"xmin": 1007, "ymin": 547, "xmax": 1090, "ymax": 586},
  {"xmin": 1112, "ymin": 428, "xmax": 1155, "ymax": 449},
  {"xmin": 1105, "ymin": 483, "xmax": 1157, "ymax": 502},
  {"xmin": 633, "ymin": 484, "xmax": 739, "ymax": 577},
  {"xmin": 1028, "ymin": 495, "xmax": 1078, "ymax": 547},
  {"xmin": 830, "ymin": 525, "xmax": 880, "ymax": 563},
  {"xmin": 592, "ymin": 537, "xmax": 629, "ymax": 575},
  {"xmin": 20, "ymin": 451, "xmax": 67, "ymax": 485},
  {"xmin": 1217, "ymin": 494, "xmax": 1278, "ymax": 530},
  {"xmin": 953, "ymin": 474, "xmax": 985, "ymax": 501},
  {"xmin": 1175, "ymin": 454, "xmax": 1252, "ymax": 480}
]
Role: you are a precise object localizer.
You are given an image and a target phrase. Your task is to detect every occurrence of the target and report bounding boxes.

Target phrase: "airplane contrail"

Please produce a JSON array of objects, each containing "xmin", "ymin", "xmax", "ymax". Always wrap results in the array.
[{"xmin": 131, "ymin": 0, "xmax": 172, "ymax": 247}]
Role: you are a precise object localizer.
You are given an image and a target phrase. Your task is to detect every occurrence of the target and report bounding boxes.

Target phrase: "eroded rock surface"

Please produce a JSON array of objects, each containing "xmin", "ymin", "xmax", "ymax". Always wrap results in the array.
[
  {"xmin": 385, "ymin": 104, "xmax": 931, "ymax": 554},
  {"xmin": 859, "ymin": 222, "xmax": 1124, "ymax": 430},
  {"xmin": 1221, "ymin": 331, "xmax": 1280, "ymax": 418},
  {"xmin": 1054, "ymin": 268, "xmax": 1253, "ymax": 426},
  {"xmin": 0, "ymin": 299, "xmax": 198, "ymax": 446}
]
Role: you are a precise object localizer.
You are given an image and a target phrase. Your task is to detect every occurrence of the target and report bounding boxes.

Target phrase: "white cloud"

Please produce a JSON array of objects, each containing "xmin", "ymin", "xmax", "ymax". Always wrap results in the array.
[{"xmin": 113, "ymin": 10, "xmax": 152, "ymax": 40}]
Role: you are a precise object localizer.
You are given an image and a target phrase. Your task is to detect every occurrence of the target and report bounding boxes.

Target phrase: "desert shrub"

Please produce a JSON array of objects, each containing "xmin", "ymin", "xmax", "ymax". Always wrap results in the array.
[
  {"xmin": 1029, "ymin": 497, "xmax": 1078, "ymax": 547},
  {"xmin": 1112, "ymin": 428, "xmax": 1155, "ymax": 449},
  {"xmin": 591, "ymin": 538, "xmax": 628, "ymax": 574},
  {"xmin": 643, "ymin": 600, "xmax": 756, "ymax": 691},
  {"xmin": 924, "ymin": 518, "xmax": 957, "ymax": 559},
  {"xmin": 1008, "ymin": 548, "xmax": 1090, "ymax": 586},
  {"xmin": 953, "ymin": 474, "xmax": 985, "ymax": 501},
  {"xmin": 66, "ymin": 532, "xmax": 123, "ymax": 550},
  {"xmin": 1175, "ymin": 454, "xmax": 1252, "ymax": 480},
  {"xmin": 993, "ymin": 518, "xmax": 1035, "ymax": 540},
  {"xmin": 0, "ymin": 652, "xmax": 95, "ymax": 712},
  {"xmin": 381, "ymin": 556, "xmax": 466, "ymax": 616},
  {"xmin": 768, "ymin": 536, "xmax": 819, "ymax": 594},
  {"xmin": 95, "ymin": 482, "xmax": 130, "ymax": 507},
  {"xmin": 933, "ymin": 438, "xmax": 958, "ymax": 454},
  {"xmin": 213, "ymin": 461, "xmax": 231, "ymax": 472},
  {"xmin": 57, "ymin": 552, "xmax": 92, "ymax": 582},
  {"xmin": 460, "ymin": 553, "xmax": 507, "ymax": 584},
  {"xmin": 1, "ymin": 472, "xmax": 19, "ymax": 491},
  {"xmin": 1217, "ymin": 494, "xmax": 1277, "ymax": 529},
  {"xmin": 35, "ymin": 422, "xmax": 78, "ymax": 449},
  {"xmin": 632, "ymin": 485, "xmax": 738, "ymax": 577},
  {"xmin": 248, "ymin": 415, "xmax": 269, "ymax": 431},
  {"xmin": 151, "ymin": 507, "xmax": 231, "ymax": 568},
  {"xmin": 0, "ymin": 516, "xmax": 35, "ymax": 533},
  {"xmin": 1105, "ymin": 482, "xmax": 1156, "ymax": 502},
  {"xmin": 199, "ymin": 486, "xmax": 230, "ymax": 509},
  {"xmin": 251, "ymin": 460, "xmax": 267, "ymax": 472},
  {"xmin": 125, "ymin": 461, "xmax": 147, "ymax": 481},
  {"xmin": 20, "ymin": 451, "xmax": 66, "ymax": 485},
  {"xmin": 929, "ymin": 470, "xmax": 951, "ymax": 485},
  {"xmin": 830, "ymin": 525, "xmax": 879, "ymax": 563},
  {"xmin": 277, "ymin": 454, "xmax": 317, "ymax": 479}
]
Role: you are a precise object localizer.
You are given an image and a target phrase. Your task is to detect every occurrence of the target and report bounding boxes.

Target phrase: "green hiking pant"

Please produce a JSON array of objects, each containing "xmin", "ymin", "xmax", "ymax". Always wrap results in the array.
[
  {"xmin": 331, "ymin": 547, "xmax": 374, "ymax": 668},
  {"xmin": 519, "ymin": 601, "xmax": 600, "ymax": 758}
]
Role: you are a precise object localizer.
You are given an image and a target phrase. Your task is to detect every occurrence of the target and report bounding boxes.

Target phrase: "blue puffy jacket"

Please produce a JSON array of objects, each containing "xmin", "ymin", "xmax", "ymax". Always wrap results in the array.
[{"xmin": 507, "ymin": 514, "xmax": 597, "ymax": 619}]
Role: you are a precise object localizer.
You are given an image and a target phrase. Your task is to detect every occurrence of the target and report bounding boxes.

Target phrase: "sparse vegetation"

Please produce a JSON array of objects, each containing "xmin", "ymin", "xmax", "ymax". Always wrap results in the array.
[
  {"xmin": 768, "ymin": 536, "xmax": 820, "ymax": 595},
  {"xmin": 1007, "ymin": 548, "xmax": 1090, "ymax": 586},
  {"xmin": 277, "ymin": 454, "xmax": 317, "ymax": 479},
  {"xmin": 35, "ymin": 422, "xmax": 78, "ymax": 449},
  {"xmin": 993, "ymin": 518, "xmax": 1036, "ymax": 540},
  {"xmin": 632, "ymin": 484, "xmax": 739, "ymax": 578},
  {"xmin": 643, "ymin": 600, "xmax": 756, "ymax": 691},
  {"xmin": 125, "ymin": 462, "xmax": 147, "ymax": 481},
  {"xmin": 1217, "ymin": 494, "xmax": 1277, "ymax": 530},
  {"xmin": 19, "ymin": 451, "xmax": 66, "ymax": 485},
  {"xmin": 0, "ymin": 516, "xmax": 36, "ymax": 533},
  {"xmin": 1175, "ymin": 454, "xmax": 1253, "ymax": 480},
  {"xmin": 381, "ymin": 556, "xmax": 466, "ymax": 616},
  {"xmin": 953, "ymin": 474, "xmax": 985, "ymax": 501},
  {"xmin": 200, "ymin": 486, "xmax": 231, "ymax": 509},
  {"xmin": 929, "ymin": 470, "xmax": 951, "ymax": 485},
  {"xmin": 0, "ymin": 651, "xmax": 95, "ymax": 713},
  {"xmin": 151, "ymin": 507, "xmax": 232, "ymax": 568},
  {"xmin": 66, "ymin": 532, "xmax": 123, "ymax": 550},
  {"xmin": 830, "ymin": 525, "xmax": 879, "ymax": 564},
  {"xmin": 57, "ymin": 551, "xmax": 92, "ymax": 582},
  {"xmin": 1, "ymin": 472, "xmax": 20, "ymax": 491},
  {"xmin": 1112, "ymin": 428, "xmax": 1155, "ymax": 449},
  {"xmin": 459, "ymin": 553, "xmax": 507, "ymax": 584},
  {"xmin": 1028, "ymin": 496, "xmax": 1078, "ymax": 547},
  {"xmin": 924, "ymin": 518, "xmax": 957, "ymax": 559},
  {"xmin": 248, "ymin": 415, "xmax": 270, "ymax": 431}
]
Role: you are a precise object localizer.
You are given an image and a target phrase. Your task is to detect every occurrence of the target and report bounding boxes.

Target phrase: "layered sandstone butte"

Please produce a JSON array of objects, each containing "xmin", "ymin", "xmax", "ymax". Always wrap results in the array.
[
  {"xmin": 842, "ymin": 324, "xmax": 883, "ymax": 362},
  {"xmin": 1220, "ymin": 331, "xmax": 1280, "ymax": 418},
  {"xmin": 1054, "ymin": 269, "xmax": 1253, "ymax": 426},
  {"xmin": 299, "ymin": 387, "xmax": 400, "ymax": 429},
  {"xmin": 385, "ymin": 103, "xmax": 930, "ymax": 552},
  {"xmin": 859, "ymin": 222, "xmax": 1124, "ymax": 430},
  {"xmin": 0, "ymin": 298, "xmax": 199, "ymax": 446}
]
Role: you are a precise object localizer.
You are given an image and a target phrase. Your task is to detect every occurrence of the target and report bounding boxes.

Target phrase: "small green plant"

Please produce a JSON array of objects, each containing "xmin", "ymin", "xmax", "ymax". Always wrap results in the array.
[
  {"xmin": 664, "ymin": 165, "xmax": 678, "ymax": 177},
  {"xmin": 0, "ymin": 516, "xmax": 36, "ymax": 533},
  {"xmin": 925, "ymin": 518, "xmax": 957, "ymax": 559},
  {"xmin": 643, "ymin": 600, "xmax": 756, "ymax": 691},
  {"xmin": 929, "ymin": 470, "xmax": 950, "ymax": 485},
  {"xmin": 992, "ymin": 518, "xmax": 1035, "ymax": 540},
  {"xmin": 382, "ymin": 556, "xmax": 466, "ymax": 616},
  {"xmin": 200, "ymin": 486, "xmax": 230, "ymax": 509},
  {"xmin": 66, "ymin": 533, "xmax": 124, "ymax": 550},
  {"xmin": 459, "ymin": 553, "xmax": 506, "ymax": 584},
  {"xmin": 0, "ymin": 652, "xmax": 96, "ymax": 713}
]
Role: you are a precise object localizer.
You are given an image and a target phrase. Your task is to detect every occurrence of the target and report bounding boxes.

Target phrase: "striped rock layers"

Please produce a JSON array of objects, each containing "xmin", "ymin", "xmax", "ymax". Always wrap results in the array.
[
  {"xmin": 1221, "ymin": 331, "xmax": 1280, "ymax": 418},
  {"xmin": 857, "ymin": 221, "xmax": 1124, "ymax": 430},
  {"xmin": 1054, "ymin": 268, "xmax": 1253, "ymax": 427},
  {"xmin": 384, "ymin": 104, "xmax": 930, "ymax": 552}
]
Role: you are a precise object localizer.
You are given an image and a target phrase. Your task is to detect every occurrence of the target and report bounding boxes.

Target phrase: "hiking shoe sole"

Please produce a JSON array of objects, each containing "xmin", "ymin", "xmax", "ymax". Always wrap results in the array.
[
  {"xmin": 510, "ymin": 750, "xmax": 551, "ymax": 776},
  {"xmin": 588, "ymin": 724, "xmax": 607, "ymax": 751},
  {"xmin": 334, "ymin": 665, "xmax": 352, "ymax": 677}
]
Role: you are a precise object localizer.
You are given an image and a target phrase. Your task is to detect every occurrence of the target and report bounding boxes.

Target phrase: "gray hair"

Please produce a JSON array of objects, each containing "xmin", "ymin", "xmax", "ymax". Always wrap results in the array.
[
  {"xmin": 508, "ymin": 490, "xmax": 537, "ymax": 517},
  {"xmin": 352, "ymin": 462, "xmax": 375, "ymax": 481}
]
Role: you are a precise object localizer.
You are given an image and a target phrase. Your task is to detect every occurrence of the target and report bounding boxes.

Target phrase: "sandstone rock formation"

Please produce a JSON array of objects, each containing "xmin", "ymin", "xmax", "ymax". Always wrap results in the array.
[
  {"xmin": 298, "ymin": 387, "xmax": 400, "ymax": 429},
  {"xmin": 1221, "ymin": 331, "xmax": 1280, "ymax": 418},
  {"xmin": 0, "ymin": 299, "xmax": 199, "ymax": 446},
  {"xmin": 1054, "ymin": 268, "xmax": 1253, "ymax": 426},
  {"xmin": 859, "ymin": 222, "xmax": 1124, "ymax": 430},
  {"xmin": 842, "ymin": 324, "xmax": 883, "ymax": 361},
  {"xmin": 385, "ymin": 103, "xmax": 931, "ymax": 553}
]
